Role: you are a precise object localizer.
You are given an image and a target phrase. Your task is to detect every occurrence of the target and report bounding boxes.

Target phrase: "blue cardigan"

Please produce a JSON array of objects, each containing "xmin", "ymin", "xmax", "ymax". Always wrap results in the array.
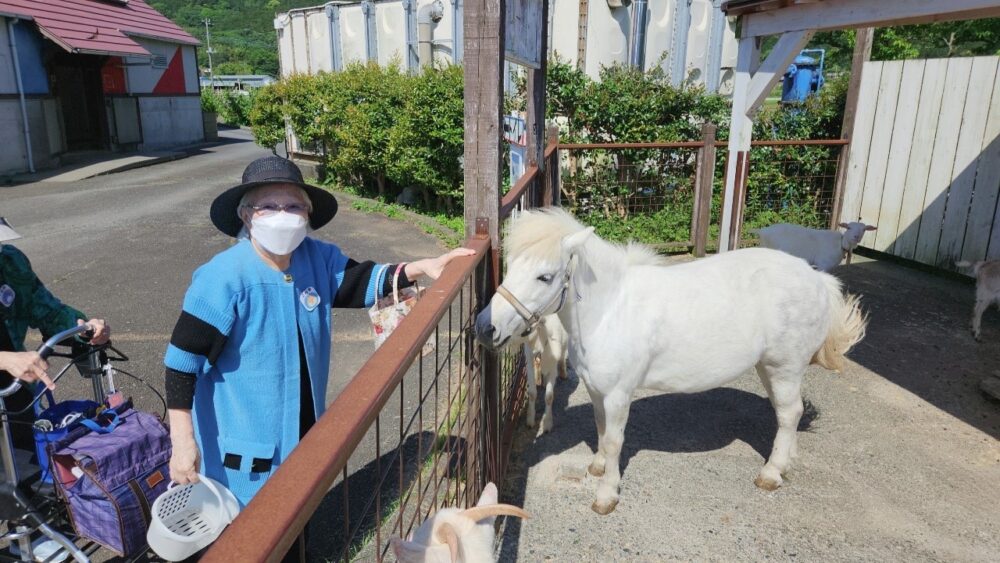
[{"xmin": 164, "ymin": 238, "xmax": 387, "ymax": 505}]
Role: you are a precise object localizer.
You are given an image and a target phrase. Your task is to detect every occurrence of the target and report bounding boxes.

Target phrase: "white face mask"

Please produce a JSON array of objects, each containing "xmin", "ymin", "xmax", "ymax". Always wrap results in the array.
[{"xmin": 250, "ymin": 212, "xmax": 308, "ymax": 255}]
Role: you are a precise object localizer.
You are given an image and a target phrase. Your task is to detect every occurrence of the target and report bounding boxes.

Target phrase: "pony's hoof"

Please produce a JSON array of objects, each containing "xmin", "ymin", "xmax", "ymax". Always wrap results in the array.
[
  {"xmin": 525, "ymin": 418, "xmax": 536, "ymax": 429},
  {"xmin": 541, "ymin": 418, "xmax": 553, "ymax": 434},
  {"xmin": 588, "ymin": 462, "xmax": 605, "ymax": 477},
  {"xmin": 754, "ymin": 473, "xmax": 782, "ymax": 491},
  {"xmin": 591, "ymin": 497, "xmax": 618, "ymax": 515}
]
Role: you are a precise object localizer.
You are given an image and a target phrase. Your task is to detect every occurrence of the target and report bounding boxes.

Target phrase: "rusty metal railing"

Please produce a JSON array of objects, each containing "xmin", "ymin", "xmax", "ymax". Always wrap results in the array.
[{"xmin": 203, "ymin": 136, "xmax": 560, "ymax": 563}]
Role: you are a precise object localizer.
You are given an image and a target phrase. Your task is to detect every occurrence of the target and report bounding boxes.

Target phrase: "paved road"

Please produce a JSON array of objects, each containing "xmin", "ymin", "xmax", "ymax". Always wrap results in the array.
[{"xmin": 2, "ymin": 129, "xmax": 448, "ymax": 414}]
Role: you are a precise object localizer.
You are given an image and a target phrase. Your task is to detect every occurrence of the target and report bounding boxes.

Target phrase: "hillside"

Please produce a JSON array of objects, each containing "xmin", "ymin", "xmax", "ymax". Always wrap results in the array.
[{"xmin": 149, "ymin": 0, "xmax": 321, "ymax": 77}]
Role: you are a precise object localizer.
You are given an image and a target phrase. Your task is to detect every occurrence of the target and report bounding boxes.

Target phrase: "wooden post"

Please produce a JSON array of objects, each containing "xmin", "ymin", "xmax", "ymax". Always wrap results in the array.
[
  {"xmin": 831, "ymin": 27, "xmax": 873, "ymax": 228},
  {"xmin": 543, "ymin": 125, "xmax": 559, "ymax": 206},
  {"xmin": 692, "ymin": 123, "xmax": 717, "ymax": 257},
  {"xmin": 525, "ymin": 0, "xmax": 549, "ymax": 171},
  {"xmin": 463, "ymin": 0, "xmax": 504, "ymax": 486}
]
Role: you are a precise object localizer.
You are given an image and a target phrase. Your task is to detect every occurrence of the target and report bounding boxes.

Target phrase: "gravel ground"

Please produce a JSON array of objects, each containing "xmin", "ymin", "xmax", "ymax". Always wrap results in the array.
[{"xmin": 497, "ymin": 253, "xmax": 1000, "ymax": 562}]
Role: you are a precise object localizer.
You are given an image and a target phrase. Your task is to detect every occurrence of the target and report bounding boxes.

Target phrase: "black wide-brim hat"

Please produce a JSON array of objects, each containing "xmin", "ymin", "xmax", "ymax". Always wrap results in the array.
[{"xmin": 210, "ymin": 156, "xmax": 338, "ymax": 237}]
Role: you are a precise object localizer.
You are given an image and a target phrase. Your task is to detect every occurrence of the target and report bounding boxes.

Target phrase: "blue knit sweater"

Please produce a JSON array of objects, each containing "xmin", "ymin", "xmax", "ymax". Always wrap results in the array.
[{"xmin": 163, "ymin": 238, "xmax": 387, "ymax": 506}]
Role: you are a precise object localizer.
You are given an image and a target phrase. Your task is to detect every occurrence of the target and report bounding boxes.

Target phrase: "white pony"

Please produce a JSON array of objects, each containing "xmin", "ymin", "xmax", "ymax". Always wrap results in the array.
[{"xmin": 475, "ymin": 209, "xmax": 866, "ymax": 515}]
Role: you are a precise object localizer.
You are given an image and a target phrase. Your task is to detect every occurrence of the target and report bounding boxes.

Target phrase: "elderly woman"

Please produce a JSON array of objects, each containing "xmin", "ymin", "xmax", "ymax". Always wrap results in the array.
[
  {"xmin": 0, "ymin": 217, "xmax": 111, "ymax": 449},
  {"xmin": 164, "ymin": 156, "xmax": 473, "ymax": 509}
]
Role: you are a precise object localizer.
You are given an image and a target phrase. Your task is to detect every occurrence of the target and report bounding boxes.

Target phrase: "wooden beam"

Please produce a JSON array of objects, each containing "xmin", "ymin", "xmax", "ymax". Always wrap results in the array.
[
  {"xmin": 830, "ymin": 27, "xmax": 872, "ymax": 227},
  {"xmin": 526, "ymin": 0, "xmax": 550, "ymax": 186},
  {"xmin": 463, "ymin": 0, "xmax": 505, "ymax": 248},
  {"xmin": 745, "ymin": 30, "xmax": 813, "ymax": 115},
  {"xmin": 741, "ymin": 0, "xmax": 1000, "ymax": 38},
  {"xmin": 719, "ymin": 36, "xmax": 760, "ymax": 252}
]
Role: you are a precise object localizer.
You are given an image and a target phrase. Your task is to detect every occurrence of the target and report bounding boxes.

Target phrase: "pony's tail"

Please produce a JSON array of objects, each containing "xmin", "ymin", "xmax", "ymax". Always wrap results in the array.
[{"xmin": 812, "ymin": 276, "xmax": 867, "ymax": 372}]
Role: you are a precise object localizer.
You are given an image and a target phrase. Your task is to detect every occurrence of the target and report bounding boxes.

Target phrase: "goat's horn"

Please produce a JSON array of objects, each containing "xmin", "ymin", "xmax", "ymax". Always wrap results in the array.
[
  {"xmin": 460, "ymin": 504, "xmax": 531, "ymax": 522},
  {"xmin": 434, "ymin": 522, "xmax": 461, "ymax": 563}
]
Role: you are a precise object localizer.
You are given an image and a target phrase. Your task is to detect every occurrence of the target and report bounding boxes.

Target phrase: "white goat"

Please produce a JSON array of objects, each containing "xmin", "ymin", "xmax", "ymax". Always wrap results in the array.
[
  {"xmin": 956, "ymin": 260, "xmax": 1000, "ymax": 341},
  {"xmin": 755, "ymin": 221, "xmax": 877, "ymax": 272},
  {"xmin": 517, "ymin": 315, "xmax": 569, "ymax": 433},
  {"xmin": 390, "ymin": 483, "xmax": 529, "ymax": 563}
]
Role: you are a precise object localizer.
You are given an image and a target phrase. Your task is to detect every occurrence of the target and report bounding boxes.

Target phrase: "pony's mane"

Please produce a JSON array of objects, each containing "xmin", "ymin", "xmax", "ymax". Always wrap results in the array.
[{"xmin": 504, "ymin": 207, "xmax": 668, "ymax": 267}]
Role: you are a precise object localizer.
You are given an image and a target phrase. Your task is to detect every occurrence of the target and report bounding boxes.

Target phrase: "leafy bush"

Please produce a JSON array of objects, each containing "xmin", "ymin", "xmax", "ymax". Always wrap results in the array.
[
  {"xmin": 249, "ymin": 64, "xmax": 464, "ymax": 209},
  {"xmin": 200, "ymin": 88, "xmax": 220, "ymax": 113},
  {"xmin": 386, "ymin": 64, "xmax": 466, "ymax": 213}
]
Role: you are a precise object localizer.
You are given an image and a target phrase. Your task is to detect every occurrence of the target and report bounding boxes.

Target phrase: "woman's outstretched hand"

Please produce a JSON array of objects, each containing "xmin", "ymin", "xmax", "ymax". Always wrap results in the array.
[{"xmin": 405, "ymin": 248, "xmax": 477, "ymax": 281}]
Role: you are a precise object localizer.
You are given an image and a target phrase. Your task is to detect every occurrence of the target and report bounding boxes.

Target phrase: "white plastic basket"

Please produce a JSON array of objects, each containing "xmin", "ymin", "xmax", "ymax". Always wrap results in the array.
[{"xmin": 146, "ymin": 474, "xmax": 240, "ymax": 561}]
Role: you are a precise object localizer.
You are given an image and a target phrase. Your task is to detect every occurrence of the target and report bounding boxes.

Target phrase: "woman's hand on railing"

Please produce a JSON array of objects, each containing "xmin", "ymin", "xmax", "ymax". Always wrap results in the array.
[
  {"xmin": 405, "ymin": 247, "xmax": 477, "ymax": 281},
  {"xmin": 0, "ymin": 350, "xmax": 54, "ymax": 389}
]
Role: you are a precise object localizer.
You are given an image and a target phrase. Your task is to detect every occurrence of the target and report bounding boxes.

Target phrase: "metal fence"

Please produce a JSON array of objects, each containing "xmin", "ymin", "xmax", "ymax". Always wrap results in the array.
[
  {"xmin": 556, "ymin": 131, "xmax": 847, "ymax": 253},
  {"xmin": 742, "ymin": 140, "xmax": 848, "ymax": 237},
  {"xmin": 202, "ymin": 138, "xmax": 559, "ymax": 563}
]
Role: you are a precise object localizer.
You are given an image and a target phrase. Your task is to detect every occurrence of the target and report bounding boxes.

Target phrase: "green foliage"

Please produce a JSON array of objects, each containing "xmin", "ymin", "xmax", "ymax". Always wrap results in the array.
[
  {"xmin": 149, "ymin": 0, "xmax": 320, "ymax": 76},
  {"xmin": 200, "ymin": 88, "xmax": 220, "ymax": 113},
  {"xmin": 386, "ymin": 64, "xmax": 466, "ymax": 213},
  {"xmin": 249, "ymin": 64, "xmax": 465, "ymax": 210},
  {"xmin": 326, "ymin": 62, "xmax": 408, "ymax": 197}
]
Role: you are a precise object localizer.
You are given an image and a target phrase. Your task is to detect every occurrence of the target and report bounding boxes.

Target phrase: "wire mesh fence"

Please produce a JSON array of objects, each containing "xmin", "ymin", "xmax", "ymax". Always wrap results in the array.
[
  {"xmin": 743, "ymin": 142, "xmax": 845, "ymax": 237},
  {"xmin": 559, "ymin": 145, "xmax": 702, "ymax": 249}
]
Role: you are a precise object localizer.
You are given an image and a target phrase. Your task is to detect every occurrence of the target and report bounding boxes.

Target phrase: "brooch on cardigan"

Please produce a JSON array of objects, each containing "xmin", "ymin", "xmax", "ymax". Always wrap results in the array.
[{"xmin": 300, "ymin": 287, "xmax": 321, "ymax": 311}]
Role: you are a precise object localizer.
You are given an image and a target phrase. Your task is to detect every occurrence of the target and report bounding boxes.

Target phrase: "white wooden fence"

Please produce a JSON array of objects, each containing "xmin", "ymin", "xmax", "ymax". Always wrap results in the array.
[{"xmin": 840, "ymin": 56, "xmax": 1000, "ymax": 270}]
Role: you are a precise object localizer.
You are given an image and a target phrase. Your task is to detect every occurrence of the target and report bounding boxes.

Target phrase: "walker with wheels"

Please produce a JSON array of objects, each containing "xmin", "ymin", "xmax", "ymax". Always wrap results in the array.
[{"xmin": 0, "ymin": 324, "xmax": 164, "ymax": 563}]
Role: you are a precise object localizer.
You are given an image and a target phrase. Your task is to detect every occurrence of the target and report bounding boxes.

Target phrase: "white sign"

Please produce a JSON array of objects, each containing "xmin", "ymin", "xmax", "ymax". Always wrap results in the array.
[{"xmin": 504, "ymin": 0, "xmax": 543, "ymax": 69}]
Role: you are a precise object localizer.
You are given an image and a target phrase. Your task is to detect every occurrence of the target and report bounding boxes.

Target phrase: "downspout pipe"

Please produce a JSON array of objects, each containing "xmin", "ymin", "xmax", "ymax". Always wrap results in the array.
[
  {"xmin": 324, "ymin": 3, "xmax": 342, "ymax": 71},
  {"xmin": 669, "ymin": 0, "xmax": 693, "ymax": 86},
  {"xmin": 628, "ymin": 0, "xmax": 649, "ymax": 70},
  {"xmin": 362, "ymin": 0, "xmax": 377, "ymax": 62},
  {"xmin": 7, "ymin": 18, "xmax": 34, "ymax": 173},
  {"xmin": 418, "ymin": 1, "xmax": 444, "ymax": 69},
  {"xmin": 705, "ymin": 0, "xmax": 726, "ymax": 92},
  {"xmin": 452, "ymin": 0, "xmax": 463, "ymax": 62},
  {"xmin": 404, "ymin": 0, "xmax": 418, "ymax": 72}
]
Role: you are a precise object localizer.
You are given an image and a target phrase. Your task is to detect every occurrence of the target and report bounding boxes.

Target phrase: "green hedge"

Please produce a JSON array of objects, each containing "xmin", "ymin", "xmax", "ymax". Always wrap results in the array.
[
  {"xmin": 249, "ymin": 63, "xmax": 464, "ymax": 213},
  {"xmin": 249, "ymin": 60, "xmax": 848, "ymax": 245}
]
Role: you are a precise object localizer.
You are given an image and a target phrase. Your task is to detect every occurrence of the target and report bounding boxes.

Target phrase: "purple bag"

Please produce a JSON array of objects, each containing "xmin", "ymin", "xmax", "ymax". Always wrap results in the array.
[{"xmin": 49, "ymin": 403, "xmax": 172, "ymax": 557}]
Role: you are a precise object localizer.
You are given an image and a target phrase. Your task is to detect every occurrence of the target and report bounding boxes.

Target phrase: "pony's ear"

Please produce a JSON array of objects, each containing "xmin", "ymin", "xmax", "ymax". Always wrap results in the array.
[
  {"xmin": 562, "ymin": 227, "xmax": 595, "ymax": 255},
  {"xmin": 838, "ymin": 222, "xmax": 849, "ymax": 229}
]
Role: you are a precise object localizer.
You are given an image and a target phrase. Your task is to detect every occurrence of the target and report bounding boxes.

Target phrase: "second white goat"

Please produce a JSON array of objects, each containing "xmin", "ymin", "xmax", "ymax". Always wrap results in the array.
[
  {"xmin": 956, "ymin": 260, "xmax": 1000, "ymax": 341},
  {"xmin": 755, "ymin": 221, "xmax": 877, "ymax": 272}
]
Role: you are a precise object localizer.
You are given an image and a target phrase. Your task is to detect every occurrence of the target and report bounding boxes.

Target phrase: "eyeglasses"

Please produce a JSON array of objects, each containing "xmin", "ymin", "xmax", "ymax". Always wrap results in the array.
[{"xmin": 246, "ymin": 202, "xmax": 310, "ymax": 216}]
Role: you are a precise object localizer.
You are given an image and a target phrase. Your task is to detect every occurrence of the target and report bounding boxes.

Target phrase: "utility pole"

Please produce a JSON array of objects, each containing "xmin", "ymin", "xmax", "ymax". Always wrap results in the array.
[{"xmin": 202, "ymin": 18, "xmax": 214, "ymax": 77}]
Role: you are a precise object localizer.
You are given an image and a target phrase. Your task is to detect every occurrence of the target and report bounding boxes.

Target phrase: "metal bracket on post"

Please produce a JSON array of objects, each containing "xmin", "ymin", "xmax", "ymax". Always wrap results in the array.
[
  {"xmin": 325, "ymin": 4, "xmax": 342, "ymax": 71},
  {"xmin": 475, "ymin": 217, "xmax": 491, "ymax": 240},
  {"xmin": 362, "ymin": 0, "xmax": 378, "ymax": 62}
]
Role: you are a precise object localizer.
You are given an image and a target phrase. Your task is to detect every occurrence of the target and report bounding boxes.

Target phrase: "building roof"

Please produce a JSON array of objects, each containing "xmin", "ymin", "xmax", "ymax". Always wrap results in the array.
[
  {"xmin": 721, "ymin": 0, "xmax": 801, "ymax": 17},
  {"xmin": 0, "ymin": 0, "xmax": 199, "ymax": 58}
]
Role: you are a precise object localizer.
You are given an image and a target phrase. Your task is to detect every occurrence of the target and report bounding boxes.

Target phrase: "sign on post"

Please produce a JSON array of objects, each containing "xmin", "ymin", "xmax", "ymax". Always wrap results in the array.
[{"xmin": 505, "ymin": 0, "xmax": 543, "ymax": 68}]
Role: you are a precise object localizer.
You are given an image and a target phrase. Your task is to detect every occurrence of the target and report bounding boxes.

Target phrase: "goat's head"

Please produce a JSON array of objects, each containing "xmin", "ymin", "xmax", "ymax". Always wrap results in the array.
[
  {"xmin": 838, "ymin": 220, "xmax": 877, "ymax": 249},
  {"xmin": 390, "ymin": 483, "xmax": 530, "ymax": 563}
]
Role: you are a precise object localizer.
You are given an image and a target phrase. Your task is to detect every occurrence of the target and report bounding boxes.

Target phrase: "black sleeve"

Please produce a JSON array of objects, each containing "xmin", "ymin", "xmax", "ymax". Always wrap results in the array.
[
  {"xmin": 165, "ymin": 368, "xmax": 196, "ymax": 409},
  {"xmin": 333, "ymin": 259, "xmax": 414, "ymax": 308}
]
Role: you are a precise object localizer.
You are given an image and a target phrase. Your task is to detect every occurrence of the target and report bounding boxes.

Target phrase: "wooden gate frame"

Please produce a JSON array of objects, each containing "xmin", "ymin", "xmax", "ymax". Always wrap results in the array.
[{"xmin": 718, "ymin": 0, "xmax": 1000, "ymax": 252}]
